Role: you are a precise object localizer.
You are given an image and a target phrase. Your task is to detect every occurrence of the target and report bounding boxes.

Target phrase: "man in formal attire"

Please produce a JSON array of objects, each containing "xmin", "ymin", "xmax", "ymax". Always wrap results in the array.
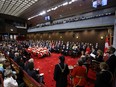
[
  {"xmin": 54, "ymin": 56, "xmax": 69, "ymax": 87},
  {"xmin": 106, "ymin": 46, "xmax": 116, "ymax": 87},
  {"xmin": 71, "ymin": 44, "xmax": 78, "ymax": 57},
  {"xmin": 106, "ymin": 46, "xmax": 116, "ymax": 75}
]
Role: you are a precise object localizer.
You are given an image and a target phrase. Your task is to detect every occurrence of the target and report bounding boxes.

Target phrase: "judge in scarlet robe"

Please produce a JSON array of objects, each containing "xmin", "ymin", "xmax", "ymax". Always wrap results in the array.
[{"xmin": 71, "ymin": 59, "xmax": 87, "ymax": 87}]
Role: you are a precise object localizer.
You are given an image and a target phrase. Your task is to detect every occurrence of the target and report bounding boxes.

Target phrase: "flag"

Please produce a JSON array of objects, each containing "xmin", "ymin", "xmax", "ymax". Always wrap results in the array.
[{"xmin": 103, "ymin": 35, "xmax": 110, "ymax": 60}]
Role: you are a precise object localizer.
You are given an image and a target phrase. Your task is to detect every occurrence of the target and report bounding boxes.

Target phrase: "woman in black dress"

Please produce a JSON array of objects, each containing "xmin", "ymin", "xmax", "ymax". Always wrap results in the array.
[{"xmin": 95, "ymin": 62, "xmax": 113, "ymax": 87}]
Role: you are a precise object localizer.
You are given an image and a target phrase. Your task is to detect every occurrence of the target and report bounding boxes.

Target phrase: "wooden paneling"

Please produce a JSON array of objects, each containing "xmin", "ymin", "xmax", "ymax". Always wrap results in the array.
[
  {"xmin": 0, "ymin": 14, "xmax": 26, "ymax": 22},
  {"xmin": 27, "ymin": 28, "xmax": 114, "ymax": 50},
  {"xmin": 0, "ymin": 14, "xmax": 27, "ymax": 34}
]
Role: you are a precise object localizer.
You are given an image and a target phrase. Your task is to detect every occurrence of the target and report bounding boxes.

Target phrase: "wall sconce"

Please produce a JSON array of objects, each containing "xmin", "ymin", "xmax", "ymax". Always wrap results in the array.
[
  {"xmin": 100, "ymin": 36, "xmax": 104, "ymax": 39},
  {"xmin": 60, "ymin": 36, "xmax": 62, "ymax": 38},
  {"xmin": 10, "ymin": 29, "xmax": 13, "ymax": 31},
  {"xmin": 49, "ymin": 35, "xmax": 51, "ymax": 38},
  {"xmin": 40, "ymin": 36, "xmax": 42, "ymax": 38},
  {"xmin": 76, "ymin": 36, "xmax": 79, "ymax": 39}
]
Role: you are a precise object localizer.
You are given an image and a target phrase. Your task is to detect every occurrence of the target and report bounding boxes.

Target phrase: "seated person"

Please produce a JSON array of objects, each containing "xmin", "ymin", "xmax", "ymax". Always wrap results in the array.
[
  {"xmin": 71, "ymin": 44, "xmax": 78, "ymax": 57},
  {"xmin": 64, "ymin": 42, "xmax": 70, "ymax": 56},
  {"xmin": 80, "ymin": 50, "xmax": 86, "ymax": 58},
  {"xmin": 90, "ymin": 50, "xmax": 103, "ymax": 72},
  {"xmin": 0, "ymin": 64, "xmax": 4, "ymax": 74},
  {"xmin": 27, "ymin": 61, "xmax": 44, "ymax": 83},
  {"xmin": 95, "ymin": 50, "xmax": 103, "ymax": 62},
  {"xmin": 9, "ymin": 50, "xmax": 15, "ymax": 59},
  {"xmin": 90, "ymin": 50, "xmax": 103, "ymax": 65},
  {"xmin": 24, "ymin": 58, "xmax": 34, "ymax": 72},
  {"xmin": 4, "ymin": 70, "xmax": 18, "ymax": 87},
  {"xmin": 72, "ymin": 44, "xmax": 78, "ymax": 51}
]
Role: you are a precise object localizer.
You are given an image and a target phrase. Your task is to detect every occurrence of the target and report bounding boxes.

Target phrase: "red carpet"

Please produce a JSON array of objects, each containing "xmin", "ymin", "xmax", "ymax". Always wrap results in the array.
[{"xmin": 33, "ymin": 53, "xmax": 95, "ymax": 87}]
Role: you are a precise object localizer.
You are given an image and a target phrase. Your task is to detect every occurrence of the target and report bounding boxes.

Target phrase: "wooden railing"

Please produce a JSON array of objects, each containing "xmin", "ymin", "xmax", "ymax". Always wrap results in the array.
[{"xmin": 0, "ymin": 73, "xmax": 3, "ymax": 87}]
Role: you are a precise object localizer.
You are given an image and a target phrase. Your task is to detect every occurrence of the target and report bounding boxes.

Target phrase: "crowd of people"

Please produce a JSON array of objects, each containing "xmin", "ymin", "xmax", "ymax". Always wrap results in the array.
[
  {"xmin": 0, "ymin": 40, "xmax": 116, "ymax": 87},
  {"xmin": 53, "ymin": 46, "xmax": 116, "ymax": 87},
  {"xmin": 0, "ymin": 52, "xmax": 25, "ymax": 87},
  {"xmin": 0, "ymin": 40, "xmax": 100, "ymax": 58},
  {"xmin": 23, "ymin": 40, "xmax": 100, "ymax": 58},
  {"xmin": 0, "ymin": 40, "xmax": 45, "ymax": 87}
]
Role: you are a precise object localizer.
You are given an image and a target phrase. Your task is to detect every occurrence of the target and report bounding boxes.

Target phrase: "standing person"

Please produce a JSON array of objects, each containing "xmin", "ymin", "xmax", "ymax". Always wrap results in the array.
[
  {"xmin": 106, "ymin": 46, "xmax": 116, "ymax": 75},
  {"xmin": 106, "ymin": 46, "xmax": 116, "ymax": 87},
  {"xmin": 95, "ymin": 62, "xmax": 113, "ymax": 87},
  {"xmin": 54, "ymin": 55, "xmax": 69, "ymax": 87},
  {"xmin": 71, "ymin": 59, "xmax": 87, "ymax": 87}
]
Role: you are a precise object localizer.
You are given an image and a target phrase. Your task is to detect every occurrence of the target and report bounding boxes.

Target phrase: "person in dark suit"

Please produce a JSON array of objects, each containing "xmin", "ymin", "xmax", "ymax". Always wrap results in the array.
[
  {"xmin": 95, "ymin": 62, "xmax": 113, "ymax": 87},
  {"xmin": 27, "ymin": 62, "xmax": 38, "ymax": 81},
  {"xmin": 106, "ymin": 46, "xmax": 116, "ymax": 75},
  {"xmin": 54, "ymin": 56, "xmax": 69, "ymax": 87}
]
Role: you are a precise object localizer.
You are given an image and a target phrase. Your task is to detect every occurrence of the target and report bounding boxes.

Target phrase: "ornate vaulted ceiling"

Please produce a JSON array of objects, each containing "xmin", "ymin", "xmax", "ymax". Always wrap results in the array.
[
  {"xmin": 0, "ymin": 0, "xmax": 64, "ymax": 19},
  {"xmin": 0, "ymin": 0, "xmax": 115, "ymax": 25}
]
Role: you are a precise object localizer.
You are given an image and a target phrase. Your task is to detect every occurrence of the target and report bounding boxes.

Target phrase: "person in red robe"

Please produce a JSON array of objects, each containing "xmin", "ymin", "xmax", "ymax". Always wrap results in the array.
[{"xmin": 71, "ymin": 59, "xmax": 87, "ymax": 87}]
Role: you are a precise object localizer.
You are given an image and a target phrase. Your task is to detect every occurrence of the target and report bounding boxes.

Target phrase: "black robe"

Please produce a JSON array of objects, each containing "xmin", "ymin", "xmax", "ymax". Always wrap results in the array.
[
  {"xmin": 106, "ymin": 54, "xmax": 116, "ymax": 75},
  {"xmin": 54, "ymin": 63, "xmax": 69, "ymax": 87},
  {"xmin": 95, "ymin": 70, "xmax": 113, "ymax": 87}
]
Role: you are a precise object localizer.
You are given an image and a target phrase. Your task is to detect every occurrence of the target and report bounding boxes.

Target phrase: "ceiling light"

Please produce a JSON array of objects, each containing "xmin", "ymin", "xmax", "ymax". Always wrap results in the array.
[
  {"xmin": 62, "ymin": 2, "xmax": 68, "ymax": 6},
  {"xmin": 10, "ymin": 29, "xmax": 13, "ymax": 31},
  {"xmin": 100, "ymin": 36, "xmax": 104, "ymax": 40},
  {"xmin": 57, "ymin": 5, "xmax": 61, "ymax": 8},
  {"xmin": 28, "ymin": 0, "xmax": 79, "ymax": 20},
  {"xmin": 69, "ymin": 1, "xmax": 72, "ymax": 4},
  {"xmin": 29, "ymin": 3, "xmax": 33, "ymax": 5},
  {"xmin": 39, "ymin": 11, "xmax": 46, "ymax": 15},
  {"xmin": 51, "ymin": 8, "xmax": 54, "ymax": 10},
  {"xmin": 31, "ymin": 1, "xmax": 35, "ymax": 3},
  {"xmin": 47, "ymin": 9, "xmax": 51, "ymax": 12},
  {"xmin": 71, "ymin": 0, "xmax": 77, "ymax": 2},
  {"xmin": 76, "ymin": 36, "xmax": 79, "ymax": 38},
  {"xmin": 54, "ymin": 6, "xmax": 58, "ymax": 10}
]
